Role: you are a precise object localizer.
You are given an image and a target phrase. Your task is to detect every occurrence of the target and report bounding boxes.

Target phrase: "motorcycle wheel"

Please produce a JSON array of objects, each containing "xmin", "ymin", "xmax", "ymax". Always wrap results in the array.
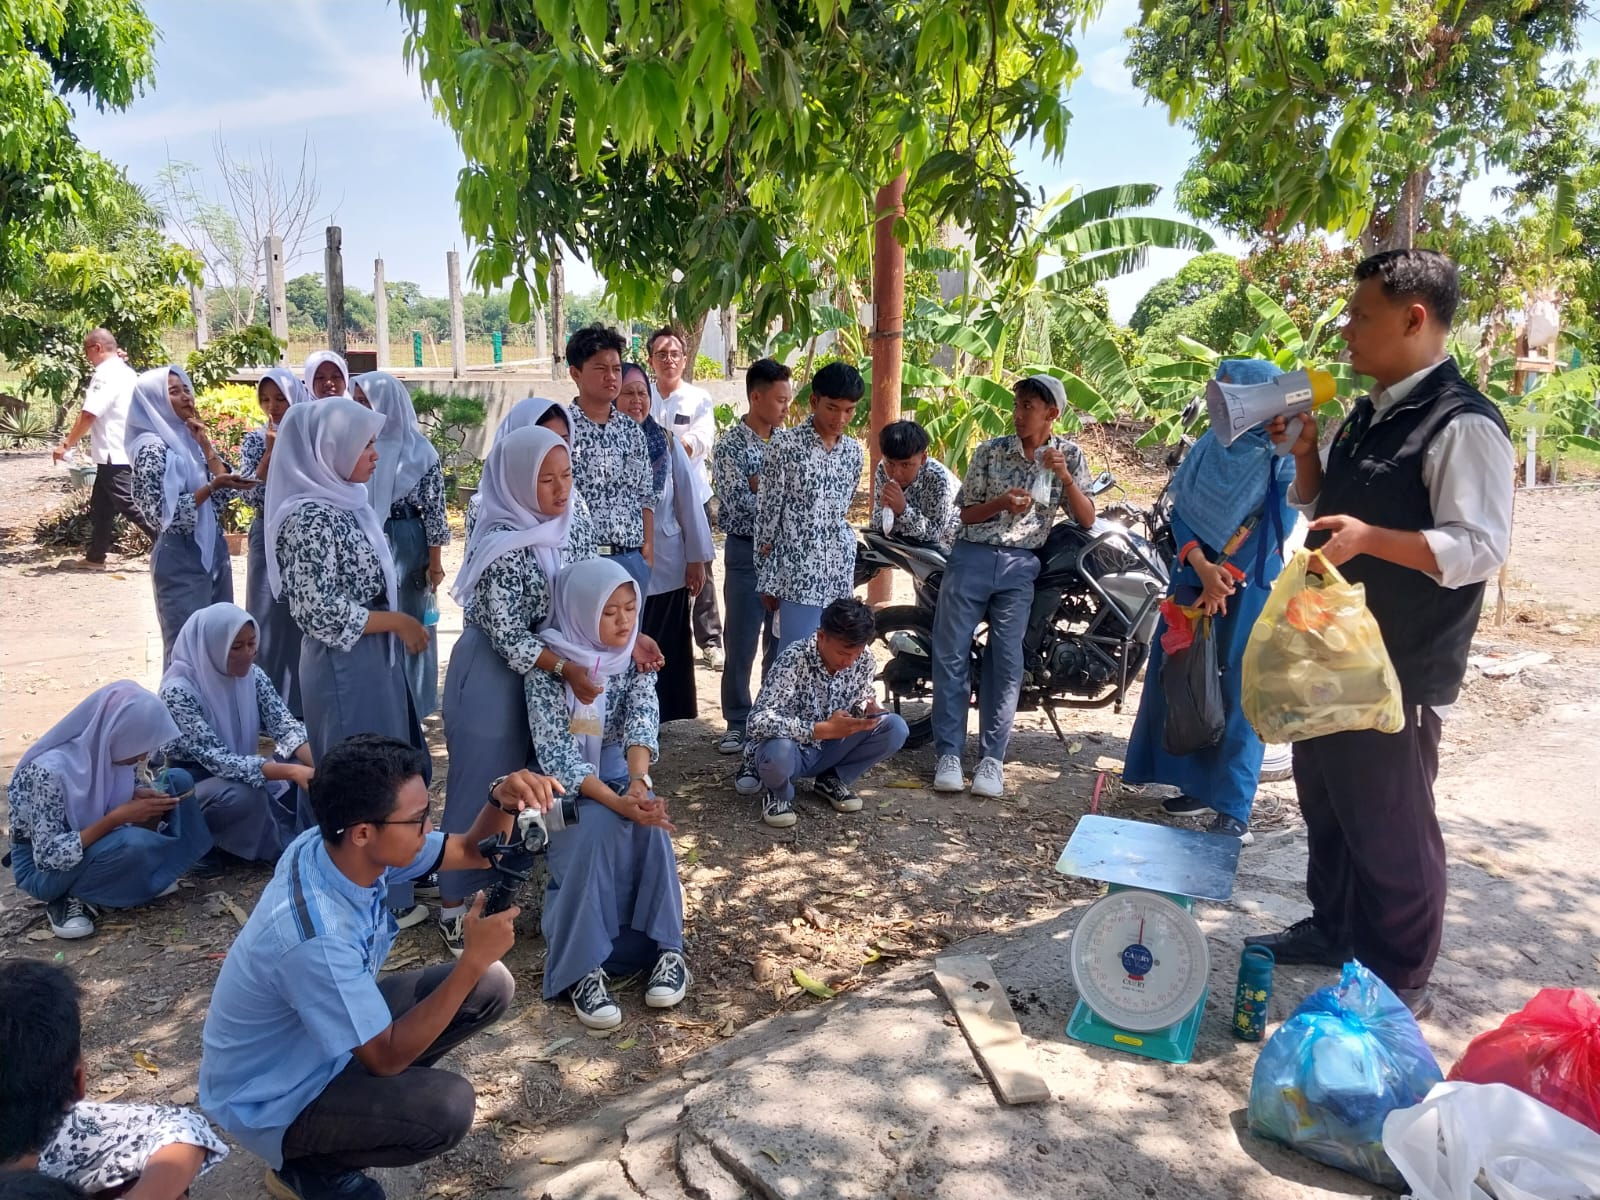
[{"xmin": 872, "ymin": 605, "xmax": 937, "ymax": 749}]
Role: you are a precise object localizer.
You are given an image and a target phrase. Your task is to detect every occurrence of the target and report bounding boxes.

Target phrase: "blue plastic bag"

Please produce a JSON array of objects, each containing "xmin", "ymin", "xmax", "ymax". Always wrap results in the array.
[{"xmin": 1248, "ymin": 962, "xmax": 1443, "ymax": 1189}]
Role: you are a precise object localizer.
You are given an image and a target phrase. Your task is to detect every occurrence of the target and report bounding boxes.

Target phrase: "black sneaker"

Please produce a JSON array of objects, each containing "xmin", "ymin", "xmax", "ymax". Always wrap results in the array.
[
  {"xmin": 734, "ymin": 764, "xmax": 762, "ymax": 796},
  {"xmin": 716, "ymin": 728, "xmax": 744, "ymax": 755},
  {"xmin": 46, "ymin": 895, "xmax": 95, "ymax": 939},
  {"xmin": 812, "ymin": 770, "xmax": 862, "ymax": 813},
  {"xmin": 1207, "ymin": 813, "xmax": 1254, "ymax": 844},
  {"xmin": 761, "ymin": 789, "xmax": 797, "ymax": 828},
  {"xmin": 188, "ymin": 848, "xmax": 228, "ymax": 879},
  {"xmin": 412, "ymin": 871, "xmax": 442, "ymax": 901},
  {"xmin": 645, "ymin": 950, "xmax": 690, "ymax": 1008},
  {"xmin": 1396, "ymin": 985, "xmax": 1434, "ymax": 1021},
  {"xmin": 1244, "ymin": 917, "xmax": 1349, "ymax": 967},
  {"xmin": 1161, "ymin": 794, "xmax": 1211, "ymax": 818},
  {"xmin": 265, "ymin": 1162, "xmax": 385, "ymax": 1200},
  {"xmin": 570, "ymin": 968, "xmax": 622, "ymax": 1030}
]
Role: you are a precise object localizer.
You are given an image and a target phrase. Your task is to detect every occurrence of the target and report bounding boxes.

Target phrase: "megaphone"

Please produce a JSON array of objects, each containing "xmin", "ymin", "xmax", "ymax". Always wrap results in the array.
[{"xmin": 1205, "ymin": 368, "xmax": 1336, "ymax": 450}]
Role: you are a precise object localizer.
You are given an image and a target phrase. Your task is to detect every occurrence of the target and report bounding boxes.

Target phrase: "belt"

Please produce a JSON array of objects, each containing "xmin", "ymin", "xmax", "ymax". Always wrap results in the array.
[
  {"xmin": 595, "ymin": 544, "xmax": 643, "ymax": 557},
  {"xmin": 389, "ymin": 502, "xmax": 423, "ymax": 521}
]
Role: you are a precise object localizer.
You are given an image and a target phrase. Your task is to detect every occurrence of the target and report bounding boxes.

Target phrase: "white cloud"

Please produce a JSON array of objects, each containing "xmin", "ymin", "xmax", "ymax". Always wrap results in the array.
[
  {"xmin": 1086, "ymin": 45, "xmax": 1140, "ymax": 99},
  {"xmin": 1081, "ymin": 0, "xmax": 1142, "ymax": 42}
]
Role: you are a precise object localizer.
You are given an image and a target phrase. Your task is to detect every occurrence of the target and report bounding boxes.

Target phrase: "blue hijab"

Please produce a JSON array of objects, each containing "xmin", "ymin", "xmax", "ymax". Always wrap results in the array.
[{"xmin": 1169, "ymin": 359, "xmax": 1294, "ymax": 553}]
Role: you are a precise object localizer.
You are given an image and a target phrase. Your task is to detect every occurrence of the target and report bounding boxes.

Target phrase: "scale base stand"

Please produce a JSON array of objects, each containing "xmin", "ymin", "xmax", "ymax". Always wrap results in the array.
[{"xmin": 1065, "ymin": 886, "xmax": 1208, "ymax": 1065}]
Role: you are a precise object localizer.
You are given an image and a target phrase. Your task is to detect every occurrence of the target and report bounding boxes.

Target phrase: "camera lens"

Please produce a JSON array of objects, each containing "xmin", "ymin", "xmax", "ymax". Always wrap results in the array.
[{"xmin": 543, "ymin": 798, "xmax": 580, "ymax": 833}]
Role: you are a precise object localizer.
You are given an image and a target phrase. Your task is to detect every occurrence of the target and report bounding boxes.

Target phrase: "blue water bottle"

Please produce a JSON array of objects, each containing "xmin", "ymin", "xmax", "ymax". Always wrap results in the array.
[{"xmin": 1233, "ymin": 944, "xmax": 1275, "ymax": 1041}]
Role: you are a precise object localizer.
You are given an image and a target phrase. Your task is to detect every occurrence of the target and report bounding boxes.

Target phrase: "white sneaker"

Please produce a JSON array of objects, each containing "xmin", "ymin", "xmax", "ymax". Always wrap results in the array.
[
  {"xmin": 571, "ymin": 968, "xmax": 623, "ymax": 1030},
  {"xmin": 702, "ymin": 645, "xmax": 726, "ymax": 671},
  {"xmin": 390, "ymin": 903, "xmax": 429, "ymax": 929},
  {"xmin": 971, "ymin": 757, "xmax": 1006, "ymax": 798},
  {"xmin": 644, "ymin": 950, "xmax": 690, "ymax": 1008},
  {"xmin": 46, "ymin": 896, "xmax": 95, "ymax": 939},
  {"xmin": 933, "ymin": 755, "xmax": 965, "ymax": 793}
]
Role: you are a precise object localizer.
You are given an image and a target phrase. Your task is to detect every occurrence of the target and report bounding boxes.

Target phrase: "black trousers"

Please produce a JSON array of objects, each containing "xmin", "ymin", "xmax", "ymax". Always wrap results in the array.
[
  {"xmin": 87, "ymin": 463, "xmax": 158, "ymax": 561},
  {"xmin": 280, "ymin": 962, "xmax": 514, "ymax": 1172},
  {"xmin": 1292, "ymin": 704, "xmax": 1446, "ymax": 991},
  {"xmin": 691, "ymin": 500, "xmax": 723, "ymax": 649}
]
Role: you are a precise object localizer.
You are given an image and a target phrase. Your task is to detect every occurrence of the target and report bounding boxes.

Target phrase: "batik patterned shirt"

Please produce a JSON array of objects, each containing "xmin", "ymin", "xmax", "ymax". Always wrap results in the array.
[
  {"xmin": 273, "ymin": 503, "xmax": 388, "ymax": 652},
  {"xmin": 159, "ymin": 667, "xmax": 308, "ymax": 789},
  {"xmin": 955, "ymin": 433, "xmax": 1092, "ymax": 550},
  {"xmin": 524, "ymin": 663, "xmax": 660, "ymax": 795},
  {"xmin": 388, "ymin": 461, "xmax": 451, "ymax": 547},
  {"xmin": 870, "ymin": 458, "xmax": 962, "ymax": 551},
  {"xmin": 465, "ymin": 491, "xmax": 597, "ymax": 563},
  {"xmin": 754, "ymin": 417, "xmax": 862, "ymax": 605},
  {"xmin": 742, "ymin": 636, "xmax": 877, "ymax": 769},
  {"xmin": 712, "ymin": 420, "xmax": 780, "ymax": 538},
  {"xmin": 7, "ymin": 762, "xmax": 89, "ymax": 872},
  {"xmin": 131, "ymin": 441, "xmax": 236, "ymax": 535},
  {"xmin": 40, "ymin": 1101, "xmax": 227, "ymax": 1194},
  {"xmin": 567, "ymin": 403, "xmax": 658, "ymax": 549},
  {"xmin": 462, "ymin": 538, "xmax": 566, "ymax": 676},
  {"xmin": 237, "ymin": 428, "xmax": 269, "ymax": 510}
]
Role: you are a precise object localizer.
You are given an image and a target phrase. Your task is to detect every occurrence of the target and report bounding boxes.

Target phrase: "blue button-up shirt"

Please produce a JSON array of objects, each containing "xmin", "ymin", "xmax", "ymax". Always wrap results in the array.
[{"xmin": 199, "ymin": 828, "xmax": 444, "ymax": 1166}]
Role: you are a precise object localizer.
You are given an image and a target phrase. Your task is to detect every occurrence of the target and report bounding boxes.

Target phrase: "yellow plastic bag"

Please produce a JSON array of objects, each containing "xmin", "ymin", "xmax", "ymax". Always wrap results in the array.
[{"xmin": 1241, "ymin": 548, "xmax": 1404, "ymax": 743}]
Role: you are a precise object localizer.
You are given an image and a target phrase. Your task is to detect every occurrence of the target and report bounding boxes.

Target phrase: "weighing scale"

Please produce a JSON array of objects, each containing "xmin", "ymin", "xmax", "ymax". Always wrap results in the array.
[{"xmin": 1054, "ymin": 815, "xmax": 1242, "ymax": 1064}]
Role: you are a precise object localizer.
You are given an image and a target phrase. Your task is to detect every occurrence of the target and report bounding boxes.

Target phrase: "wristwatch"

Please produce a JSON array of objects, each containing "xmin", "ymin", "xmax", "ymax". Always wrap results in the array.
[
  {"xmin": 631, "ymin": 773, "xmax": 653, "ymax": 791},
  {"xmin": 487, "ymin": 774, "xmax": 511, "ymax": 810},
  {"xmin": 550, "ymin": 656, "xmax": 568, "ymax": 677}
]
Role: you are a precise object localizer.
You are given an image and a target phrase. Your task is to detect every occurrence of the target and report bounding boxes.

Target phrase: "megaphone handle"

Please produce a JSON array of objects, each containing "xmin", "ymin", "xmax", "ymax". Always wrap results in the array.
[{"xmin": 1272, "ymin": 416, "xmax": 1303, "ymax": 456}]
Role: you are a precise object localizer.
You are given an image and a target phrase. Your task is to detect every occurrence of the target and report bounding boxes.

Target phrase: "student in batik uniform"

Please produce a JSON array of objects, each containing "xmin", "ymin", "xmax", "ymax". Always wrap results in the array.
[
  {"xmin": 465, "ymin": 398, "xmax": 592, "ymax": 548},
  {"xmin": 743, "ymin": 598, "xmax": 908, "ymax": 828},
  {"xmin": 525, "ymin": 558, "xmax": 687, "ymax": 1031},
  {"xmin": 871, "ymin": 419, "xmax": 962, "ymax": 551},
  {"xmin": 127, "ymin": 365, "xmax": 250, "ymax": 666},
  {"xmin": 159, "ymin": 602, "xmax": 315, "ymax": 863},
  {"xmin": 352, "ymin": 372, "xmax": 450, "ymax": 718},
  {"xmin": 755, "ymin": 361, "xmax": 865, "ymax": 655},
  {"xmin": 712, "ymin": 358, "xmax": 792, "ymax": 765},
  {"xmin": 930, "ymin": 374, "xmax": 1094, "ymax": 800},
  {"xmin": 0, "ymin": 961, "xmax": 226, "ymax": 1200},
  {"xmin": 563, "ymin": 324, "xmax": 659, "ymax": 595},
  {"xmin": 239, "ymin": 367, "xmax": 307, "ymax": 715},
  {"xmin": 302, "ymin": 349, "xmax": 350, "ymax": 399}
]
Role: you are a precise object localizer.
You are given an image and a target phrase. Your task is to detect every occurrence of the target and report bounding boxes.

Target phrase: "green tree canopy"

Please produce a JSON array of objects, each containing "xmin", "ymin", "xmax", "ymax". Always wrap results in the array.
[
  {"xmin": 397, "ymin": 0, "xmax": 1090, "ymax": 335},
  {"xmin": 1126, "ymin": 0, "xmax": 1592, "ymax": 251},
  {"xmin": 1129, "ymin": 251, "xmax": 1241, "ymax": 334}
]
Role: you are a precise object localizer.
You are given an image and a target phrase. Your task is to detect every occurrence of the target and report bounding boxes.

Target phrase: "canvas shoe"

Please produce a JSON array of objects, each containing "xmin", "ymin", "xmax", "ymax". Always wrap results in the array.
[
  {"xmin": 970, "ymin": 757, "xmax": 1006, "ymax": 798},
  {"xmin": 702, "ymin": 645, "xmax": 726, "ymax": 671},
  {"xmin": 1207, "ymin": 813, "xmax": 1254, "ymax": 845},
  {"xmin": 812, "ymin": 771, "xmax": 862, "ymax": 813},
  {"xmin": 46, "ymin": 896, "xmax": 94, "ymax": 939},
  {"xmin": 761, "ymin": 789, "xmax": 797, "ymax": 828},
  {"xmin": 734, "ymin": 764, "xmax": 763, "ymax": 796},
  {"xmin": 1161, "ymin": 794, "xmax": 1211, "ymax": 818},
  {"xmin": 265, "ymin": 1163, "xmax": 384, "ymax": 1200},
  {"xmin": 645, "ymin": 950, "xmax": 691, "ymax": 1008},
  {"xmin": 571, "ymin": 968, "xmax": 623, "ymax": 1031},
  {"xmin": 716, "ymin": 728, "xmax": 744, "ymax": 755},
  {"xmin": 412, "ymin": 871, "xmax": 442, "ymax": 900},
  {"xmin": 438, "ymin": 913, "xmax": 466, "ymax": 958},
  {"xmin": 932, "ymin": 755, "xmax": 965, "ymax": 793},
  {"xmin": 390, "ymin": 903, "xmax": 429, "ymax": 930}
]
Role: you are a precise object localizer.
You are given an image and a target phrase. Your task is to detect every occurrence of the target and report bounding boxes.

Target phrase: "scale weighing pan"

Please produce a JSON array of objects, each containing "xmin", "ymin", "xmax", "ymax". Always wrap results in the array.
[{"xmin": 1055, "ymin": 816, "xmax": 1243, "ymax": 1065}]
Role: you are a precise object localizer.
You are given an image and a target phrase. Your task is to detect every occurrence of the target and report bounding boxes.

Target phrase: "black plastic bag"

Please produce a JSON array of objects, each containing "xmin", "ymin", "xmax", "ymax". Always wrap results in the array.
[{"xmin": 1163, "ymin": 614, "xmax": 1225, "ymax": 755}]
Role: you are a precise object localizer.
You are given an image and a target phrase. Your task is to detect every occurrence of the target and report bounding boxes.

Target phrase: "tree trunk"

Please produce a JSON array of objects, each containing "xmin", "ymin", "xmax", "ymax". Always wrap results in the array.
[
  {"xmin": 868, "ymin": 171, "xmax": 908, "ymax": 606},
  {"xmin": 682, "ymin": 311, "xmax": 711, "ymax": 379},
  {"xmin": 549, "ymin": 244, "xmax": 565, "ymax": 381},
  {"xmin": 1363, "ymin": 167, "xmax": 1432, "ymax": 254}
]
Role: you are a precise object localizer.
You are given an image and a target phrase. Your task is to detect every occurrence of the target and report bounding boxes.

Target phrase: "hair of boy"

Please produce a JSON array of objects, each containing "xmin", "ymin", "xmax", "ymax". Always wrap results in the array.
[
  {"xmin": 0, "ymin": 962, "xmax": 81, "ymax": 1162},
  {"xmin": 565, "ymin": 323, "xmax": 628, "ymax": 371},
  {"xmin": 1353, "ymin": 249, "xmax": 1460, "ymax": 327},
  {"xmin": 1013, "ymin": 375, "xmax": 1063, "ymax": 412},
  {"xmin": 0, "ymin": 1171, "xmax": 89, "ymax": 1199},
  {"xmin": 879, "ymin": 419, "xmax": 929, "ymax": 460},
  {"xmin": 311, "ymin": 733, "xmax": 430, "ymax": 843},
  {"xmin": 646, "ymin": 326, "xmax": 686, "ymax": 357},
  {"xmin": 819, "ymin": 597, "xmax": 876, "ymax": 647},
  {"xmin": 745, "ymin": 357, "xmax": 792, "ymax": 395},
  {"xmin": 810, "ymin": 362, "xmax": 865, "ymax": 403}
]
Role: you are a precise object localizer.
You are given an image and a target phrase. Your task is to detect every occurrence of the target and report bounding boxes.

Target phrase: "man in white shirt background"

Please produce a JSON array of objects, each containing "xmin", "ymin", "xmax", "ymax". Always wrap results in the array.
[
  {"xmin": 51, "ymin": 327, "xmax": 158, "ymax": 569},
  {"xmin": 648, "ymin": 326, "xmax": 725, "ymax": 669}
]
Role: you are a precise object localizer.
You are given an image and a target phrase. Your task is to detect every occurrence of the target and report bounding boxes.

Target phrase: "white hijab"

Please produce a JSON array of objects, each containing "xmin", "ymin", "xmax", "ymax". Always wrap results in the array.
[
  {"xmin": 302, "ymin": 350, "xmax": 350, "ymax": 399},
  {"xmin": 450, "ymin": 426, "xmax": 573, "ymax": 605},
  {"xmin": 539, "ymin": 558, "xmax": 641, "ymax": 768},
  {"xmin": 257, "ymin": 366, "xmax": 308, "ymax": 423},
  {"xmin": 16, "ymin": 681, "xmax": 180, "ymax": 830},
  {"xmin": 160, "ymin": 603, "xmax": 261, "ymax": 756},
  {"xmin": 263, "ymin": 397, "xmax": 395, "ymax": 611},
  {"xmin": 354, "ymin": 371, "xmax": 439, "ymax": 516},
  {"xmin": 125, "ymin": 364, "xmax": 218, "ymax": 571},
  {"xmin": 496, "ymin": 397, "xmax": 566, "ymax": 441}
]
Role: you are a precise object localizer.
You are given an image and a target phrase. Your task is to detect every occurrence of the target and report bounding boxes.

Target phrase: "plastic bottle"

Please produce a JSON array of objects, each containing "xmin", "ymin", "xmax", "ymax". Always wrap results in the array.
[
  {"xmin": 1233, "ymin": 944, "xmax": 1275, "ymax": 1041},
  {"xmin": 1030, "ymin": 445, "xmax": 1055, "ymax": 507}
]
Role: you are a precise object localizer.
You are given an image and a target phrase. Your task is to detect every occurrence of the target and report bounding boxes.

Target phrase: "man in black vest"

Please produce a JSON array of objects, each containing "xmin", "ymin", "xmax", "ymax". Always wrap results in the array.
[{"xmin": 1247, "ymin": 250, "xmax": 1514, "ymax": 1019}]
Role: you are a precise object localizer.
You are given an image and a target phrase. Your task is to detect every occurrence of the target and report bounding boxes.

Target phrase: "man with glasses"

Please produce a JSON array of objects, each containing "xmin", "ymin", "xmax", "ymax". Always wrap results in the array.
[
  {"xmin": 647, "ymin": 327, "xmax": 725, "ymax": 669},
  {"xmin": 199, "ymin": 735, "xmax": 562, "ymax": 1200}
]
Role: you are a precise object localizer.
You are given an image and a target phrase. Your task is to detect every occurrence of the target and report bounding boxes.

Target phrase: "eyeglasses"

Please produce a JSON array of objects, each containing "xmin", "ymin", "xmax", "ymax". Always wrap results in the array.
[
  {"xmin": 651, "ymin": 349, "xmax": 685, "ymax": 361},
  {"xmin": 335, "ymin": 807, "xmax": 433, "ymax": 835}
]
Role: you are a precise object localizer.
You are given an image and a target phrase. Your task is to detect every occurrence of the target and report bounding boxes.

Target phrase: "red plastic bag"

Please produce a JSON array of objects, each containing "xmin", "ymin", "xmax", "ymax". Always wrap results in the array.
[{"xmin": 1447, "ymin": 989, "xmax": 1600, "ymax": 1134}]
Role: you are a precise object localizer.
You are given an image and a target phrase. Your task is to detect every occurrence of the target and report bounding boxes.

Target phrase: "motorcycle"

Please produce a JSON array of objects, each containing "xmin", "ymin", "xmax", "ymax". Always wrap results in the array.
[{"xmin": 853, "ymin": 471, "xmax": 1170, "ymax": 749}]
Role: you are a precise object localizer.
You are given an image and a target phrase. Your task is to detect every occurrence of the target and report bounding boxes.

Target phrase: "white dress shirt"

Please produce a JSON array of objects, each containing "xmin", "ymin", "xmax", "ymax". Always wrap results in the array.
[
  {"xmin": 81, "ymin": 356, "xmax": 139, "ymax": 465},
  {"xmin": 647, "ymin": 435, "xmax": 715, "ymax": 595},
  {"xmin": 1292, "ymin": 358, "xmax": 1515, "ymax": 590},
  {"xmin": 650, "ymin": 379, "xmax": 715, "ymax": 505}
]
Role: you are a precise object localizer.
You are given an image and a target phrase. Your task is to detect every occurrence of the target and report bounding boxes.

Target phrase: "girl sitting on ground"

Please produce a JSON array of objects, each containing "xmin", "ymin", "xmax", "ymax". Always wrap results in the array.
[
  {"xmin": 525, "ymin": 558, "xmax": 687, "ymax": 1031},
  {"xmin": 6, "ymin": 682, "xmax": 212, "ymax": 940},
  {"xmin": 159, "ymin": 603, "xmax": 315, "ymax": 865}
]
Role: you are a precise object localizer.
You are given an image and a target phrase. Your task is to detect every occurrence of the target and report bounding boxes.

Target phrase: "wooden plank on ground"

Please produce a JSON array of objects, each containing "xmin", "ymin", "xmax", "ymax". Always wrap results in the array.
[{"xmin": 933, "ymin": 954, "xmax": 1052, "ymax": 1105}]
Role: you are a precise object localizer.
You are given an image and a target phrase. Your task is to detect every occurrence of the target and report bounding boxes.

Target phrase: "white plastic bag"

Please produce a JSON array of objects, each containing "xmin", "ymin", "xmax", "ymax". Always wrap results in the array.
[
  {"xmin": 1527, "ymin": 297, "xmax": 1561, "ymax": 351},
  {"xmin": 1382, "ymin": 1081, "xmax": 1600, "ymax": 1200}
]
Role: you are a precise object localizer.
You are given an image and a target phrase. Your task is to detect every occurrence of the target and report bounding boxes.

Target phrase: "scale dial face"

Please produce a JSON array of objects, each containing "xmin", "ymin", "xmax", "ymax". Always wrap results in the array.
[{"xmin": 1070, "ymin": 889, "xmax": 1210, "ymax": 1033}]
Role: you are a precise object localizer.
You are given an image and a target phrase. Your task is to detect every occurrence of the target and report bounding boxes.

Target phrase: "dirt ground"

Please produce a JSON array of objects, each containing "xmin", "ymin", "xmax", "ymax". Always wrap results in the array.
[{"xmin": 1, "ymin": 447, "xmax": 1597, "ymax": 1200}]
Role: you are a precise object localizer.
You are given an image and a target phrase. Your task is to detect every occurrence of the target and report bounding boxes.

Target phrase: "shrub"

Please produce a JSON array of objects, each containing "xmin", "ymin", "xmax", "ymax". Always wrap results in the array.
[
  {"xmin": 195, "ymin": 384, "xmax": 262, "ymax": 466},
  {"xmin": 693, "ymin": 352, "xmax": 721, "ymax": 381},
  {"xmin": 36, "ymin": 491, "xmax": 151, "ymax": 556}
]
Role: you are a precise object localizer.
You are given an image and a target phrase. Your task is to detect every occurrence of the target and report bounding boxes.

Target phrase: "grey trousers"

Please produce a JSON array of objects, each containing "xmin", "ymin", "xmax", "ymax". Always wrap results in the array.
[{"xmin": 719, "ymin": 535, "xmax": 774, "ymax": 732}]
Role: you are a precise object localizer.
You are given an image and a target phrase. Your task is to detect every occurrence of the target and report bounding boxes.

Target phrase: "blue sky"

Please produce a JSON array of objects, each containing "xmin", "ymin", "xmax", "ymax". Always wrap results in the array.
[{"xmin": 71, "ymin": 0, "xmax": 1598, "ymax": 321}]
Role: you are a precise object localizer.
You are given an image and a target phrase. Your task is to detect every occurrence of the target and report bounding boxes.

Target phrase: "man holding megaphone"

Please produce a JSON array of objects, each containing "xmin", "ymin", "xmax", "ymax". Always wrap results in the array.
[{"xmin": 1245, "ymin": 250, "xmax": 1515, "ymax": 1021}]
